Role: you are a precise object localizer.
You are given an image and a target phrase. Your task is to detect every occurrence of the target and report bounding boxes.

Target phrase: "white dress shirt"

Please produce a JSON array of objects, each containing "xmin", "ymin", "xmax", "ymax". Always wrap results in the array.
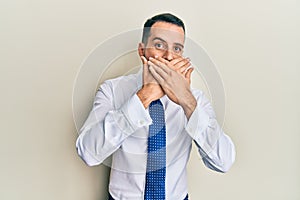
[{"xmin": 76, "ymin": 69, "xmax": 235, "ymax": 200}]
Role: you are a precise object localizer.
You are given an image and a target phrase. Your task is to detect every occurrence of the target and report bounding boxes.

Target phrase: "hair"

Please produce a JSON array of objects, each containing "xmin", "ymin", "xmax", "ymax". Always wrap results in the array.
[{"xmin": 142, "ymin": 13, "xmax": 185, "ymax": 44}]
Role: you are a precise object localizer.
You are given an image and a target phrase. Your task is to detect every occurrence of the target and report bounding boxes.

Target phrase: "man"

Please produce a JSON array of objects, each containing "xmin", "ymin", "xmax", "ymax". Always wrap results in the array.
[{"xmin": 76, "ymin": 13, "xmax": 235, "ymax": 200}]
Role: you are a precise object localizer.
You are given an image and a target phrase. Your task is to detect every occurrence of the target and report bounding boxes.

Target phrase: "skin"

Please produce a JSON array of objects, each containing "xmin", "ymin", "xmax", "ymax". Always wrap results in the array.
[{"xmin": 136, "ymin": 21, "xmax": 197, "ymax": 119}]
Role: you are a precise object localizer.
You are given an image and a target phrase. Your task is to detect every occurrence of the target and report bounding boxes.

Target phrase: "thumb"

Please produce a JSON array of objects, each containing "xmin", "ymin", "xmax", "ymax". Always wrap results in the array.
[
  {"xmin": 140, "ymin": 56, "xmax": 149, "ymax": 75},
  {"xmin": 140, "ymin": 56, "xmax": 147, "ymax": 66},
  {"xmin": 140, "ymin": 55, "xmax": 150, "ymax": 79}
]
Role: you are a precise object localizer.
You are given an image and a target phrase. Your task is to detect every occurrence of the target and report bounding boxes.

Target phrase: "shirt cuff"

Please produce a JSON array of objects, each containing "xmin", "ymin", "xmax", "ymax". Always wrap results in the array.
[
  {"xmin": 120, "ymin": 94, "xmax": 152, "ymax": 130},
  {"xmin": 185, "ymin": 104, "xmax": 210, "ymax": 139}
]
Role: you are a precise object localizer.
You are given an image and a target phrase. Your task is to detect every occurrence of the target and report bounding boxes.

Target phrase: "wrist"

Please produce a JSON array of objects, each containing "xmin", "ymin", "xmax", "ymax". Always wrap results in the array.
[
  {"xmin": 137, "ymin": 86, "xmax": 155, "ymax": 108},
  {"xmin": 179, "ymin": 92, "xmax": 197, "ymax": 119}
]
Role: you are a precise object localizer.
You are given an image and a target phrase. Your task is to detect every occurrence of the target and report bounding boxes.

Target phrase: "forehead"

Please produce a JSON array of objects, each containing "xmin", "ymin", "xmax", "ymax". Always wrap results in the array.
[{"xmin": 149, "ymin": 21, "xmax": 185, "ymax": 44}]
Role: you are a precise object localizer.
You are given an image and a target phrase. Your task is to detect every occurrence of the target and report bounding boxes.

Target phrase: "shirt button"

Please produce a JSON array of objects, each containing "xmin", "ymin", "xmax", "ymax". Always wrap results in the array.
[{"xmin": 138, "ymin": 120, "xmax": 145, "ymax": 125}]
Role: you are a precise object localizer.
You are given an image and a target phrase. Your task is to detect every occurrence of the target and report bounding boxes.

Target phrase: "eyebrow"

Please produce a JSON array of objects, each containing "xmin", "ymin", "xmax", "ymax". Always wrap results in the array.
[{"xmin": 152, "ymin": 37, "xmax": 184, "ymax": 48}]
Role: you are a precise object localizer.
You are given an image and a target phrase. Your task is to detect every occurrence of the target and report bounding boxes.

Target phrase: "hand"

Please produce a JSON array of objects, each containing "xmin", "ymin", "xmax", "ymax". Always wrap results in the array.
[
  {"xmin": 147, "ymin": 56, "xmax": 197, "ymax": 119},
  {"xmin": 156, "ymin": 56, "xmax": 193, "ymax": 85},
  {"xmin": 136, "ymin": 56, "xmax": 164, "ymax": 108}
]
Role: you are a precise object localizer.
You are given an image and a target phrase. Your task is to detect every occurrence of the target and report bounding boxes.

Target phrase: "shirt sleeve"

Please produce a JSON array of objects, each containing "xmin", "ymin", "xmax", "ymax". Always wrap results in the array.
[
  {"xmin": 185, "ymin": 89, "xmax": 236, "ymax": 172},
  {"xmin": 75, "ymin": 81, "xmax": 152, "ymax": 166}
]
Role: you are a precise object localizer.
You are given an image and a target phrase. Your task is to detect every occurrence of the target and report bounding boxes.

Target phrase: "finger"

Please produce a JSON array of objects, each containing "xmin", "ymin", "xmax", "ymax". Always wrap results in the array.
[
  {"xmin": 140, "ymin": 56, "xmax": 147, "ymax": 65},
  {"xmin": 140, "ymin": 56, "xmax": 149, "ymax": 76},
  {"xmin": 149, "ymin": 58, "xmax": 170, "ymax": 74},
  {"xmin": 185, "ymin": 67, "xmax": 194, "ymax": 80},
  {"xmin": 171, "ymin": 58, "xmax": 191, "ymax": 73},
  {"xmin": 149, "ymin": 66, "xmax": 165, "ymax": 85},
  {"xmin": 170, "ymin": 56, "xmax": 186, "ymax": 66},
  {"xmin": 155, "ymin": 56, "xmax": 186, "ymax": 71},
  {"xmin": 154, "ymin": 56, "xmax": 170, "ymax": 66},
  {"xmin": 174, "ymin": 56, "xmax": 189, "ymax": 66},
  {"xmin": 148, "ymin": 61, "xmax": 169, "ymax": 80},
  {"xmin": 176, "ymin": 57, "xmax": 189, "ymax": 65},
  {"xmin": 178, "ymin": 61, "xmax": 191, "ymax": 73}
]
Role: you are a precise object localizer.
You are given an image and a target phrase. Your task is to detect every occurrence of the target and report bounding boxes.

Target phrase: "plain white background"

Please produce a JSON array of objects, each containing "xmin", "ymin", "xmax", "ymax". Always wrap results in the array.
[{"xmin": 0, "ymin": 0, "xmax": 299, "ymax": 199}]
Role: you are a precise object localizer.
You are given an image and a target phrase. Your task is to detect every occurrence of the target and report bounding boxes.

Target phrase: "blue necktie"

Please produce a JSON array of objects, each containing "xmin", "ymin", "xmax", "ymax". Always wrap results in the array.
[{"xmin": 144, "ymin": 99, "xmax": 166, "ymax": 200}]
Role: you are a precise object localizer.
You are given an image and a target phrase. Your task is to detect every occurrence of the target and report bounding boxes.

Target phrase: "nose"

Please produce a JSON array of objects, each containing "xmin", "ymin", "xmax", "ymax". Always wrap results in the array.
[{"xmin": 163, "ymin": 50, "xmax": 173, "ymax": 61}]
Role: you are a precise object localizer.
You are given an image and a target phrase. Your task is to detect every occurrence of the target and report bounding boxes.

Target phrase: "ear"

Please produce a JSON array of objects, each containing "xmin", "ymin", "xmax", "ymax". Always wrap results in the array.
[{"xmin": 138, "ymin": 42, "xmax": 145, "ymax": 57}]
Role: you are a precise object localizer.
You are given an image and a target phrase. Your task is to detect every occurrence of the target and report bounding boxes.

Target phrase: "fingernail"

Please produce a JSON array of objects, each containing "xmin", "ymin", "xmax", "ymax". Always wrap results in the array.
[
  {"xmin": 154, "ymin": 55, "xmax": 158, "ymax": 58},
  {"xmin": 187, "ymin": 57, "xmax": 190, "ymax": 61},
  {"xmin": 149, "ymin": 57, "xmax": 153, "ymax": 60}
]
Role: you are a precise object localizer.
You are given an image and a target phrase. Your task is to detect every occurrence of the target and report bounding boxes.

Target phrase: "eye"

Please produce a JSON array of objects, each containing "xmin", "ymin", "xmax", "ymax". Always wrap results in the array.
[
  {"xmin": 154, "ymin": 42, "xmax": 166, "ymax": 50},
  {"xmin": 174, "ymin": 46, "xmax": 182, "ymax": 53}
]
